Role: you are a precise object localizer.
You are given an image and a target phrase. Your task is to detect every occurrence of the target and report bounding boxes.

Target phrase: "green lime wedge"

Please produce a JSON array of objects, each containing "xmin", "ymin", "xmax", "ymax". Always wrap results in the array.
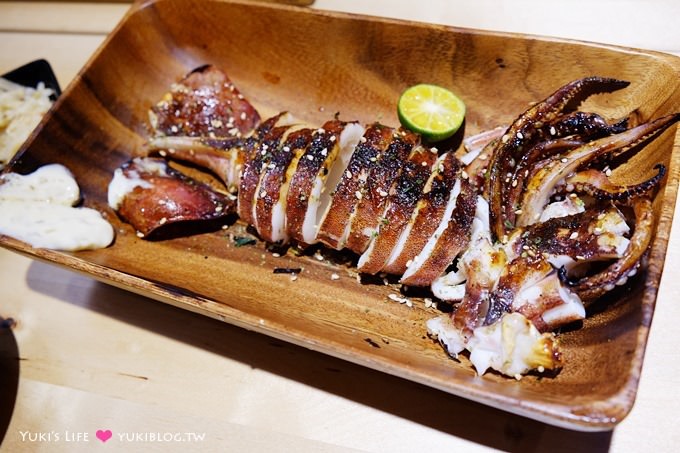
[{"xmin": 397, "ymin": 83, "xmax": 466, "ymax": 142}]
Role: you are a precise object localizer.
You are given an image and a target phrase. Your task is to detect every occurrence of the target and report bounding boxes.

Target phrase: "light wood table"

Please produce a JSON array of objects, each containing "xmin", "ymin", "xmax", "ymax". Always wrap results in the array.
[{"xmin": 1, "ymin": 1, "xmax": 679, "ymax": 452}]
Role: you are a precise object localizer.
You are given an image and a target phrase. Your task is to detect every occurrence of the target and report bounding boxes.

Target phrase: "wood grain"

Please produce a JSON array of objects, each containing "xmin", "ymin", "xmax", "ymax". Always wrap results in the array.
[{"xmin": 2, "ymin": 0, "xmax": 680, "ymax": 431}]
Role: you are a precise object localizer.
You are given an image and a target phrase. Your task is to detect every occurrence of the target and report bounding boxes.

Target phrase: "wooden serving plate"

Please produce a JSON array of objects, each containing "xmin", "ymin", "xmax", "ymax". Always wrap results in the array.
[{"xmin": 2, "ymin": 0, "xmax": 680, "ymax": 431}]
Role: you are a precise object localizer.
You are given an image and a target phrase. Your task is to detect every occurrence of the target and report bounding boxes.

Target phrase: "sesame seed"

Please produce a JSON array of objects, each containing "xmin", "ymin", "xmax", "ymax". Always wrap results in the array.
[
  {"xmin": 561, "ymin": 158, "xmax": 568, "ymax": 163},
  {"xmin": 215, "ymin": 205, "xmax": 223, "ymax": 213},
  {"xmin": 501, "ymin": 134, "xmax": 510, "ymax": 143},
  {"xmin": 136, "ymin": 231, "xmax": 145, "ymax": 238},
  {"xmin": 593, "ymin": 227, "xmax": 603, "ymax": 235},
  {"xmin": 355, "ymin": 191, "xmax": 363, "ymax": 200},
  {"xmin": 321, "ymin": 148, "xmax": 328, "ymax": 156},
  {"xmin": 514, "ymin": 209, "xmax": 523, "ymax": 215},
  {"xmin": 576, "ymin": 255, "xmax": 586, "ymax": 260},
  {"xmin": 516, "ymin": 132, "xmax": 524, "ymax": 140},
  {"xmin": 260, "ymin": 190, "xmax": 267, "ymax": 198},
  {"xmin": 370, "ymin": 157, "xmax": 377, "ymax": 162},
  {"xmin": 290, "ymin": 275, "xmax": 298, "ymax": 281},
  {"xmin": 479, "ymin": 154, "xmax": 488, "ymax": 161},
  {"xmin": 461, "ymin": 171, "xmax": 469, "ymax": 180},
  {"xmin": 272, "ymin": 252, "xmax": 281, "ymax": 257},
  {"xmin": 159, "ymin": 217, "xmax": 167, "ymax": 225},
  {"xmin": 283, "ymin": 146, "xmax": 290, "ymax": 152},
  {"xmin": 346, "ymin": 170, "xmax": 352, "ymax": 178},
  {"xmin": 307, "ymin": 155, "xmax": 314, "ymax": 161},
  {"xmin": 330, "ymin": 135, "xmax": 337, "ymax": 142},
  {"xmin": 331, "ymin": 273, "xmax": 340, "ymax": 280},
  {"xmin": 388, "ymin": 294, "xmax": 410, "ymax": 305},
  {"xmin": 360, "ymin": 136, "xmax": 367, "ymax": 143},
  {"xmin": 511, "ymin": 180, "xmax": 518, "ymax": 187},
  {"xmin": 240, "ymin": 112, "xmax": 247, "ymax": 120},
  {"xmin": 421, "ymin": 161, "xmax": 428, "ymax": 166},
  {"xmin": 379, "ymin": 189, "xmax": 388, "ymax": 197},
  {"xmin": 605, "ymin": 168, "xmax": 612, "ymax": 177},
  {"xmin": 569, "ymin": 232, "xmax": 578, "ymax": 240},
  {"xmin": 430, "ymin": 147, "xmax": 438, "ymax": 153},
  {"xmin": 549, "ymin": 126, "xmax": 557, "ymax": 135}
]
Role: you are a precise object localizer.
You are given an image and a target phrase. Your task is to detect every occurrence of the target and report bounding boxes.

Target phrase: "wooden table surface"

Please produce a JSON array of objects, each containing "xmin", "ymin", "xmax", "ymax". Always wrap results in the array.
[{"xmin": 1, "ymin": 1, "xmax": 679, "ymax": 451}]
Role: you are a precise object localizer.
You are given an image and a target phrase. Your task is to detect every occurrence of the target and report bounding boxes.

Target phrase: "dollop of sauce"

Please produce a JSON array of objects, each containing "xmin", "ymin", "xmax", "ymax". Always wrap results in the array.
[
  {"xmin": 0, "ymin": 164, "xmax": 114, "ymax": 250},
  {"xmin": 107, "ymin": 157, "xmax": 165, "ymax": 210}
]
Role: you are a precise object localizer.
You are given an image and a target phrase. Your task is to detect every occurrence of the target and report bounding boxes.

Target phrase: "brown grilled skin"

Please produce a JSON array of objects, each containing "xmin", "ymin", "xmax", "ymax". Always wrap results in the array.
[
  {"xmin": 285, "ymin": 120, "xmax": 346, "ymax": 244},
  {"xmin": 345, "ymin": 127, "xmax": 418, "ymax": 254},
  {"xmin": 255, "ymin": 128, "xmax": 314, "ymax": 242},
  {"xmin": 357, "ymin": 146, "xmax": 438, "ymax": 274},
  {"xmin": 382, "ymin": 152, "xmax": 462, "ymax": 275},
  {"xmin": 151, "ymin": 65, "xmax": 260, "ymax": 139},
  {"xmin": 400, "ymin": 177, "xmax": 476, "ymax": 286}
]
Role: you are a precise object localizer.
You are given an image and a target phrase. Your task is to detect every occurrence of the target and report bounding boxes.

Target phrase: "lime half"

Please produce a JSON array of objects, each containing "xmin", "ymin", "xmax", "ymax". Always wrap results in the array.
[{"xmin": 397, "ymin": 84, "xmax": 466, "ymax": 142}]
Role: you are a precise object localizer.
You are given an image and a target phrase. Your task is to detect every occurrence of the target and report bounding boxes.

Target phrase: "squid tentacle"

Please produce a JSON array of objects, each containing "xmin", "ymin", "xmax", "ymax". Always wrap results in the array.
[
  {"xmin": 517, "ymin": 113, "xmax": 680, "ymax": 228},
  {"xmin": 545, "ymin": 111, "xmax": 629, "ymax": 140},
  {"xmin": 559, "ymin": 197, "xmax": 654, "ymax": 303},
  {"xmin": 564, "ymin": 164, "xmax": 666, "ymax": 202},
  {"xmin": 485, "ymin": 76, "xmax": 630, "ymax": 240}
]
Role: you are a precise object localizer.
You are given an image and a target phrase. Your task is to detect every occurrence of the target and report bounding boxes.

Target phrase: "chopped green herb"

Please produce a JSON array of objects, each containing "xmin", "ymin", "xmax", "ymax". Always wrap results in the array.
[{"xmin": 233, "ymin": 236, "xmax": 257, "ymax": 247}]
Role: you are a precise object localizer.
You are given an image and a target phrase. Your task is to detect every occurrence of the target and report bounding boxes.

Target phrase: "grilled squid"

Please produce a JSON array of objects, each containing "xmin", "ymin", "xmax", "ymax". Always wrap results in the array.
[{"xmin": 108, "ymin": 66, "xmax": 679, "ymax": 378}]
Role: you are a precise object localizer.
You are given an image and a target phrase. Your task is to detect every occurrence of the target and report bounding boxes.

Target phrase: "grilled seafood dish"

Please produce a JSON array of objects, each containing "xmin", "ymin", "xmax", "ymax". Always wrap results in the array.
[{"xmin": 108, "ymin": 65, "xmax": 679, "ymax": 378}]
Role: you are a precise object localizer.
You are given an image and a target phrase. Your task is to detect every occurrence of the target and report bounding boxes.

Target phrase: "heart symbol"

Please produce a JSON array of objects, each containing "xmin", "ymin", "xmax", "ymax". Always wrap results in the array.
[{"xmin": 96, "ymin": 430, "xmax": 112, "ymax": 443}]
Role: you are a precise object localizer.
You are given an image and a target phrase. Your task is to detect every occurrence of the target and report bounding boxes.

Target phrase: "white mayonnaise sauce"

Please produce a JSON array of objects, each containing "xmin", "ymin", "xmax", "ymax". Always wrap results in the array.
[
  {"xmin": 0, "ymin": 164, "xmax": 114, "ymax": 251},
  {"xmin": 106, "ymin": 158, "xmax": 161, "ymax": 210}
]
